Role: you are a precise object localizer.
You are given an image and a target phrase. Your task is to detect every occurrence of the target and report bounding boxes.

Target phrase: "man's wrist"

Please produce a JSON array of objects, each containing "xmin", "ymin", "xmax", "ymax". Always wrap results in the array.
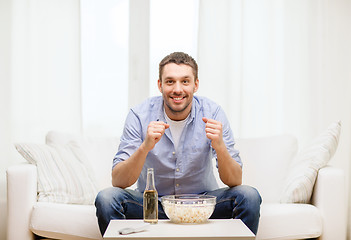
[
  {"xmin": 212, "ymin": 140, "xmax": 226, "ymax": 153},
  {"xmin": 139, "ymin": 141, "xmax": 151, "ymax": 154},
  {"xmin": 213, "ymin": 143, "xmax": 229, "ymax": 155}
]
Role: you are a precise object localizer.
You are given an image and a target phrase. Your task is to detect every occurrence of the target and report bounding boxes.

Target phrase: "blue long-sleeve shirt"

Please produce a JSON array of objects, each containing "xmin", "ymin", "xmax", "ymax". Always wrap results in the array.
[{"xmin": 113, "ymin": 96, "xmax": 242, "ymax": 196}]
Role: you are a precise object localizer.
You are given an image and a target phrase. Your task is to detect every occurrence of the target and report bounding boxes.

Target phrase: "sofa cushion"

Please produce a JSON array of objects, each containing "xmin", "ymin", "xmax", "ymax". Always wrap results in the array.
[
  {"xmin": 257, "ymin": 203, "xmax": 322, "ymax": 239},
  {"xmin": 46, "ymin": 131, "xmax": 120, "ymax": 190},
  {"xmin": 235, "ymin": 135, "xmax": 298, "ymax": 203},
  {"xmin": 15, "ymin": 143, "xmax": 97, "ymax": 204},
  {"xmin": 281, "ymin": 121, "xmax": 341, "ymax": 203},
  {"xmin": 30, "ymin": 202, "xmax": 101, "ymax": 240},
  {"xmin": 30, "ymin": 202, "xmax": 322, "ymax": 240}
]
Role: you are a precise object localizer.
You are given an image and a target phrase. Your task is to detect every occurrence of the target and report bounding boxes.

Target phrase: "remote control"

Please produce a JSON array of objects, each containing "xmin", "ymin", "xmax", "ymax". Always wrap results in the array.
[{"xmin": 118, "ymin": 222, "xmax": 150, "ymax": 235}]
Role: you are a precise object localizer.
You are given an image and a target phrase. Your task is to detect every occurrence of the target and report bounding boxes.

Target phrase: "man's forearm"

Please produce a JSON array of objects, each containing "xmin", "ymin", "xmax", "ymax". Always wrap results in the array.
[
  {"xmin": 112, "ymin": 121, "xmax": 169, "ymax": 188},
  {"xmin": 216, "ymin": 145, "xmax": 242, "ymax": 187},
  {"xmin": 112, "ymin": 143, "xmax": 149, "ymax": 188}
]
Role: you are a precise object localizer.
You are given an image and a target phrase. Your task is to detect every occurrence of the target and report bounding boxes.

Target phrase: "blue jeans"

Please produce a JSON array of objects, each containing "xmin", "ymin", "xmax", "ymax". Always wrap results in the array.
[{"xmin": 95, "ymin": 185, "xmax": 261, "ymax": 236}]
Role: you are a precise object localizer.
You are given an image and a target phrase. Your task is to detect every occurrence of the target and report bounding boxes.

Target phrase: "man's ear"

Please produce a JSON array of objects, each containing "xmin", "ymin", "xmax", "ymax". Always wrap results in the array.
[
  {"xmin": 158, "ymin": 79, "xmax": 162, "ymax": 93},
  {"xmin": 194, "ymin": 78, "xmax": 199, "ymax": 93}
]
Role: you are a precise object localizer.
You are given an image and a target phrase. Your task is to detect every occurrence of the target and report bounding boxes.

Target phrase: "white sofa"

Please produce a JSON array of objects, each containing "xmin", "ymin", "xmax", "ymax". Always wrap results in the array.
[{"xmin": 7, "ymin": 130, "xmax": 347, "ymax": 240}]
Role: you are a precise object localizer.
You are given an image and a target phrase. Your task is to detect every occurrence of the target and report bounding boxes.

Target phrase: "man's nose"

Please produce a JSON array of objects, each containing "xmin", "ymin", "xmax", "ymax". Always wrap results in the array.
[{"xmin": 173, "ymin": 82, "xmax": 182, "ymax": 94}]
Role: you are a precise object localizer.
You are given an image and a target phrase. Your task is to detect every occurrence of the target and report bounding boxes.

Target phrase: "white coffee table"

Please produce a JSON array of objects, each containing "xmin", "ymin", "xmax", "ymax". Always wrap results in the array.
[{"xmin": 103, "ymin": 219, "xmax": 255, "ymax": 240}]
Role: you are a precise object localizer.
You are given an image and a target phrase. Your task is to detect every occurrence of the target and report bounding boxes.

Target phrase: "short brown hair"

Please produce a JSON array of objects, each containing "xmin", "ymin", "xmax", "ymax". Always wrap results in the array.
[{"xmin": 159, "ymin": 52, "xmax": 198, "ymax": 80}]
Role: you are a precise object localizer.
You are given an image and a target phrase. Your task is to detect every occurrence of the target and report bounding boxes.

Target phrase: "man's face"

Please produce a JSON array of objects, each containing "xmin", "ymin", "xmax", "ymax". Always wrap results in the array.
[{"xmin": 158, "ymin": 63, "xmax": 199, "ymax": 121}]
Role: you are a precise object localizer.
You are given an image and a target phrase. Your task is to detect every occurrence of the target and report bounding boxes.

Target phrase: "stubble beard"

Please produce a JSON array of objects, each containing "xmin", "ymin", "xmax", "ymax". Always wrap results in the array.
[{"xmin": 163, "ymin": 94, "xmax": 192, "ymax": 118}]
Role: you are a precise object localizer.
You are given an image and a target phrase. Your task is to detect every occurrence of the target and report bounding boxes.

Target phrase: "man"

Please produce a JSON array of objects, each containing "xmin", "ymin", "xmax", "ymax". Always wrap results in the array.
[{"xmin": 95, "ymin": 52, "xmax": 261, "ymax": 235}]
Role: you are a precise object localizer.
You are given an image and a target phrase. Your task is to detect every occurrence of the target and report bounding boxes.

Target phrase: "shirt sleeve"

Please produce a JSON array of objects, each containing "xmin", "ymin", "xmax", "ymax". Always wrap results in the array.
[
  {"xmin": 212, "ymin": 106, "xmax": 242, "ymax": 168},
  {"xmin": 112, "ymin": 110, "xmax": 143, "ymax": 169}
]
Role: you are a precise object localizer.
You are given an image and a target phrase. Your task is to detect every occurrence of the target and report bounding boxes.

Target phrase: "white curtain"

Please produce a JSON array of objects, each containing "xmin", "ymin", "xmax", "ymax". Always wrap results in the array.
[
  {"xmin": 0, "ymin": 1, "xmax": 81, "ymax": 238},
  {"xmin": 9, "ymin": 0, "xmax": 82, "ymax": 144},
  {"xmin": 198, "ymin": 0, "xmax": 351, "ymax": 237}
]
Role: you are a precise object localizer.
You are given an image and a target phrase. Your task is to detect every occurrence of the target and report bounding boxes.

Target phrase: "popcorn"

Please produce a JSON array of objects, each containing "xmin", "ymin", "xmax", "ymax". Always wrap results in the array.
[{"xmin": 161, "ymin": 195, "xmax": 216, "ymax": 224}]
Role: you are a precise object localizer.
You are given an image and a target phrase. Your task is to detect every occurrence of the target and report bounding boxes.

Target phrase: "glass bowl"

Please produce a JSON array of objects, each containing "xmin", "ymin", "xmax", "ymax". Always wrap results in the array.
[{"xmin": 161, "ymin": 194, "xmax": 216, "ymax": 223}]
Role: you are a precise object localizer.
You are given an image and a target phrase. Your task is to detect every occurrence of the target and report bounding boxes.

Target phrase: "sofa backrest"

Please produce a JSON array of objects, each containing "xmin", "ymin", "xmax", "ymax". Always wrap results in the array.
[
  {"xmin": 236, "ymin": 135, "xmax": 298, "ymax": 203},
  {"xmin": 46, "ymin": 131, "xmax": 298, "ymax": 203}
]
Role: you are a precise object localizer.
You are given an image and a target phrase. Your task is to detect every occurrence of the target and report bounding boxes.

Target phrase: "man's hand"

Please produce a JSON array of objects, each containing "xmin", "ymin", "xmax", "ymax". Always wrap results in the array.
[
  {"xmin": 202, "ymin": 117, "xmax": 225, "ymax": 150},
  {"xmin": 142, "ymin": 121, "xmax": 170, "ymax": 152}
]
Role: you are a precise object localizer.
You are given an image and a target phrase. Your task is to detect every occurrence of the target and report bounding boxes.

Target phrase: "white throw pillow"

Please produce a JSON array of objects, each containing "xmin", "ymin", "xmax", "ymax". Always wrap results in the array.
[
  {"xmin": 280, "ymin": 121, "xmax": 341, "ymax": 203},
  {"xmin": 46, "ymin": 131, "xmax": 120, "ymax": 190},
  {"xmin": 15, "ymin": 143, "xmax": 98, "ymax": 204}
]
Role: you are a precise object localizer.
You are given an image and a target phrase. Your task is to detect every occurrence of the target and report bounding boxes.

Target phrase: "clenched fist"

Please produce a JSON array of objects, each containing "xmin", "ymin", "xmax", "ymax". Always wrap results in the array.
[
  {"xmin": 143, "ymin": 121, "xmax": 169, "ymax": 152},
  {"xmin": 202, "ymin": 117, "xmax": 225, "ymax": 150}
]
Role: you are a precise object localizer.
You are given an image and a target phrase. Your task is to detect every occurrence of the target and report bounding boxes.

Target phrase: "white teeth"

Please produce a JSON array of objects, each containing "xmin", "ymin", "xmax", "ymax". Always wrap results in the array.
[{"xmin": 173, "ymin": 97, "xmax": 182, "ymax": 100}]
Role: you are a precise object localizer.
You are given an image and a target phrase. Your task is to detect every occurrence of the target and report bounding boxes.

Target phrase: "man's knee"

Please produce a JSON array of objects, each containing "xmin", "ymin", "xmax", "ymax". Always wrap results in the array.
[
  {"xmin": 95, "ymin": 187, "xmax": 125, "ymax": 208},
  {"xmin": 239, "ymin": 185, "xmax": 261, "ymax": 200},
  {"xmin": 229, "ymin": 185, "xmax": 262, "ymax": 208}
]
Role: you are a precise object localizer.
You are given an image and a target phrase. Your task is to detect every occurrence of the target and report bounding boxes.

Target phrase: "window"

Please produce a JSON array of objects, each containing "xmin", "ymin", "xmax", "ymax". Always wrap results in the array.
[
  {"xmin": 80, "ymin": 0, "xmax": 199, "ymax": 136},
  {"xmin": 80, "ymin": 0, "xmax": 129, "ymax": 136},
  {"xmin": 149, "ymin": 0, "xmax": 199, "ymax": 96}
]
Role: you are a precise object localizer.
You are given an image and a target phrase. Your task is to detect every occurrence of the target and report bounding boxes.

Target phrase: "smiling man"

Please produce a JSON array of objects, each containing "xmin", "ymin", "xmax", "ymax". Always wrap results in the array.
[
  {"xmin": 160, "ymin": 62, "xmax": 198, "ymax": 120},
  {"xmin": 95, "ymin": 52, "xmax": 261, "ymax": 236}
]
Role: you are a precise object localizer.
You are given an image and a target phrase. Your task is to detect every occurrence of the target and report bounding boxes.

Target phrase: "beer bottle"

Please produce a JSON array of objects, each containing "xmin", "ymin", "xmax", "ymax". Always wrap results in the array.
[{"xmin": 143, "ymin": 168, "xmax": 158, "ymax": 224}]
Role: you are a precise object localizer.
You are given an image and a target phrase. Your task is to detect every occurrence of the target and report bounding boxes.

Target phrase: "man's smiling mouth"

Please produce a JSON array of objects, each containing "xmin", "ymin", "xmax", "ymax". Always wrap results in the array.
[{"xmin": 172, "ymin": 97, "xmax": 184, "ymax": 101}]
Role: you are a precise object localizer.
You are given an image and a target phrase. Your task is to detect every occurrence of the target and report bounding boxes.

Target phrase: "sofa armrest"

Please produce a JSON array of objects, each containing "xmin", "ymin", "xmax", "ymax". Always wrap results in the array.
[
  {"xmin": 7, "ymin": 163, "xmax": 37, "ymax": 240},
  {"xmin": 311, "ymin": 165, "xmax": 347, "ymax": 240}
]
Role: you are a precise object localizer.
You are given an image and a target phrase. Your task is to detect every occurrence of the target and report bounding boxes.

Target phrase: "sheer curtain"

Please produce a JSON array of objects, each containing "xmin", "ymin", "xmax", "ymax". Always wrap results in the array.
[
  {"xmin": 197, "ymin": 0, "xmax": 351, "ymax": 236},
  {"xmin": 197, "ymin": 0, "xmax": 351, "ymax": 163},
  {"xmin": 9, "ymin": 0, "xmax": 82, "ymax": 144},
  {"xmin": 1, "ymin": 0, "xmax": 81, "ymax": 239}
]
